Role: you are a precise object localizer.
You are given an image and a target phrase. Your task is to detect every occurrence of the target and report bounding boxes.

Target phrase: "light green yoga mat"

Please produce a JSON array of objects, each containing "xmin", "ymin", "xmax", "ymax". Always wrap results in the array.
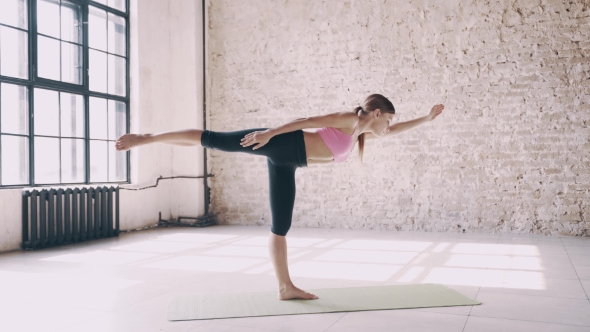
[{"xmin": 167, "ymin": 283, "xmax": 482, "ymax": 321}]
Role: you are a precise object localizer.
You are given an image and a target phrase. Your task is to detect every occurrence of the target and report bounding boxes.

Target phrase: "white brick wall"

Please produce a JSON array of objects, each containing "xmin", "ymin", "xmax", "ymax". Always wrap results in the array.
[{"xmin": 205, "ymin": 0, "xmax": 590, "ymax": 236}]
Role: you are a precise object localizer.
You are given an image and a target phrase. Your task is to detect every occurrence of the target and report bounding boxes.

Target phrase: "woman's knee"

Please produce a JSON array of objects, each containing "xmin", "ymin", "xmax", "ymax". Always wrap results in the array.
[
  {"xmin": 270, "ymin": 224, "xmax": 290, "ymax": 236},
  {"xmin": 201, "ymin": 128, "xmax": 269, "ymax": 154},
  {"xmin": 200, "ymin": 129, "xmax": 213, "ymax": 149},
  {"xmin": 200, "ymin": 129, "xmax": 241, "ymax": 152}
]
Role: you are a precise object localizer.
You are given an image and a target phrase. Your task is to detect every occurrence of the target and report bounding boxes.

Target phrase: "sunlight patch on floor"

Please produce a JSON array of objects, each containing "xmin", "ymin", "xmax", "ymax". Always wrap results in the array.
[
  {"xmin": 201, "ymin": 245, "xmax": 296, "ymax": 258},
  {"xmin": 450, "ymin": 243, "xmax": 541, "ymax": 256},
  {"xmin": 41, "ymin": 250, "xmax": 159, "ymax": 265},
  {"xmin": 334, "ymin": 239, "xmax": 433, "ymax": 251},
  {"xmin": 312, "ymin": 249, "xmax": 418, "ymax": 264},
  {"xmin": 284, "ymin": 261, "xmax": 403, "ymax": 282},
  {"xmin": 141, "ymin": 256, "xmax": 264, "ymax": 272},
  {"xmin": 110, "ymin": 240, "xmax": 208, "ymax": 253}
]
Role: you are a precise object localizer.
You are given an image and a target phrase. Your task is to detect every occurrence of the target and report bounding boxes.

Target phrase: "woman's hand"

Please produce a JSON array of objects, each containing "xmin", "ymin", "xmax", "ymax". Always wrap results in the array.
[
  {"xmin": 240, "ymin": 129, "xmax": 274, "ymax": 150},
  {"xmin": 427, "ymin": 104, "xmax": 444, "ymax": 121}
]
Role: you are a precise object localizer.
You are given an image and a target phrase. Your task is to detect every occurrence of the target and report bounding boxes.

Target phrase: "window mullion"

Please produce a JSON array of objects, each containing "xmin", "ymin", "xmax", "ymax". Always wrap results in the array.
[
  {"xmin": 0, "ymin": 83, "xmax": 2, "ymax": 186},
  {"xmin": 29, "ymin": 82, "xmax": 35, "ymax": 186},
  {"xmin": 125, "ymin": 0, "xmax": 129, "ymax": 182},
  {"xmin": 83, "ymin": 3, "xmax": 89, "ymax": 94},
  {"xmin": 29, "ymin": 0, "xmax": 36, "ymax": 186},
  {"xmin": 31, "ymin": 0, "xmax": 38, "ymax": 82},
  {"xmin": 105, "ymin": 6, "xmax": 108, "ymax": 97},
  {"xmin": 34, "ymin": 78, "xmax": 85, "ymax": 94},
  {"xmin": 0, "ymin": 22, "xmax": 28, "ymax": 33},
  {"xmin": 58, "ymin": 92, "xmax": 62, "ymax": 184},
  {"xmin": 83, "ymin": 3, "xmax": 90, "ymax": 184},
  {"xmin": 59, "ymin": 0, "xmax": 62, "ymax": 82}
]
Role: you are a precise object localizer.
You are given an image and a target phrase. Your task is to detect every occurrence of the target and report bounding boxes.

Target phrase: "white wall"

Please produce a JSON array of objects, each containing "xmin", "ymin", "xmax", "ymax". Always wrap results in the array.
[
  {"xmin": 122, "ymin": 0, "xmax": 205, "ymax": 230},
  {"xmin": 206, "ymin": 0, "xmax": 590, "ymax": 236},
  {"xmin": 0, "ymin": 0, "xmax": 206, "ymax": 253}
]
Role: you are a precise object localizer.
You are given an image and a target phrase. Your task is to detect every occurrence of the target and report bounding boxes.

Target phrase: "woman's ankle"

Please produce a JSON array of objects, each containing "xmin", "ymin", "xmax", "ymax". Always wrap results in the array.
[
  {"xmin": 279, "ymin": 282, "xmax": 295, "ymax": 291},
  {"xmin": 141, "ymin": 133, "xmax": 154, "ymax": 144}
]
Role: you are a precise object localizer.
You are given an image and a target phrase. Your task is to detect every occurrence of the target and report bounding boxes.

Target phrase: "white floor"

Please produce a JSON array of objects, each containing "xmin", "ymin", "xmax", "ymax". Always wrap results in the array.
[{"xmin": 0, "ymin": 225, "xmax": 589, "ymax": 332}]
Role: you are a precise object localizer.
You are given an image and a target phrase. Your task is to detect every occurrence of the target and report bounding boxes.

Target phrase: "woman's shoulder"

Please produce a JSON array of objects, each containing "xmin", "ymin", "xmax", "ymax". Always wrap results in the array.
[
  {"xmin": 335, "ymin": 111, "xmax": 359, "ymax": 135},
  {"xmin": 308, "ymin": 111, "xmax": 357, "ymax": 131}
]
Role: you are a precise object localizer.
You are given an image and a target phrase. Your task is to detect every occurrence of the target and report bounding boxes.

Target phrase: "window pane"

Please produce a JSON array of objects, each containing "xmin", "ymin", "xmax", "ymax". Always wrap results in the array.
[
  {"xmin": 107, "ymin": 100, "xmax": 126, "ymax": 140},
  {"xmin": 89, "ymin": 6, "xmax": 107, "ymax": 52},
  {"xmin": 108, "ymin": 0, "xmax": 126, "ymax": 12},
  {"xmin": 37, "ymin": 0, "xmax": 60, "ymax": 39},
  {"xmin": 1, "ymin": 135, "xmax": 29, "ymax": 185},
  {"xmin": 61, "ymin": 41, "xmax": 83, "ymax": 84},
  {"xmin": 60, "ymin": 92, "xmax": 84, "ymax": 138},
  {"xmin": 89, "ymin": 49, "xmax": 107, "ymax": 93},
  {"xmin": 92, "ymin": 0, "xmax": 126, "ymax": 12},
  {"xmin": 108, "ymin": 141, "xmax": 126, "ymax": 181},
  {"xmin": 108, "ymin": 13, "xmax": 126, "ymax": 56},
  {"xmin": 34, "ymin": 137, "xmax": 60, "ymax": 184},
  {"xmin": 108, "ymin": 54, "xmax": 125, "ymax": 96},
  {"xmin": 0, "ymin": 26, "xmax": 29, "ymax": 79},
  {"xmin": 34, "ymin": 88, "xmax": 59, "ymax": 136},
  {"xmin": 1, "ymin": 83, "xmax": 28, "ymax": 135},
  {"xmin": 38, "ymin": 35, "xmax": 60, "ymax": 81},
  {"xmin": 90, "ymin": 140, "xmax": 107, "ymax": 182},
  {"xmin": 0, "ymin": 0, "xmax": 28, "ymax": 30},
  {"xmin": 61, "ymin": 1, "xmax": 82, "ymax": 44},
  {"xmin": 61, "ymin": 138, "xmax": 84, "ymax": 183},
  {"xmin": 89, "ymin": 97, "xmax": 107, "ymax": 139}
]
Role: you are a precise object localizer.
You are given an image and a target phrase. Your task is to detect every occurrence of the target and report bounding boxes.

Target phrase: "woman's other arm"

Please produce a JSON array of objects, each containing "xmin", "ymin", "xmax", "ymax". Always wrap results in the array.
[
  {"xmin": 241, "ymin": 112, "xmax": 356, "ymax": 150},
  {"xmin": 269, "ymin": 112, "xmax": 356, "ymax": 137}
]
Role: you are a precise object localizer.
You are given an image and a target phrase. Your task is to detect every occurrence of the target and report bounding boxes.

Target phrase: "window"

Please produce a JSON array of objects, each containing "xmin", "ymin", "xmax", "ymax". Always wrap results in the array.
[{"xmin": 0, "ymin": 0, "xmax": 129, "ymax": 187}]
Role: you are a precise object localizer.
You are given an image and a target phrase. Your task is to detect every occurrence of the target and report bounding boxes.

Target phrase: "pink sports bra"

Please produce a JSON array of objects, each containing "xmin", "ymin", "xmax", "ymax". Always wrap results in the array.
[{"xmin": 317, "ymin": 122, "xmax": 358, "ymax": 163}]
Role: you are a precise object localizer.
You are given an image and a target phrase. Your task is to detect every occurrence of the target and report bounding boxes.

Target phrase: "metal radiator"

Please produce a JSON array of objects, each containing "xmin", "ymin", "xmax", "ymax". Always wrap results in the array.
[{"xmin": 22, "ymin": 187, "xmax": 120, "ymax": 250}]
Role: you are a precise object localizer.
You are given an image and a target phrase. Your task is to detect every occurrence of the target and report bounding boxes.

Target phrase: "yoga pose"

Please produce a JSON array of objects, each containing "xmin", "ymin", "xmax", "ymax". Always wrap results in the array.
[{"xmin": 115, "ymin": 94, "xmax": 444, "ymax": 300}]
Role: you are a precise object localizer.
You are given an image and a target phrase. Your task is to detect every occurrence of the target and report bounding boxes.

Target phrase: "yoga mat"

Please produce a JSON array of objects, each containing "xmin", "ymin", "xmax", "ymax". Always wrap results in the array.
[{"xmin": 167, "ymin": 283, "xmax": 481, "ymax": 321}]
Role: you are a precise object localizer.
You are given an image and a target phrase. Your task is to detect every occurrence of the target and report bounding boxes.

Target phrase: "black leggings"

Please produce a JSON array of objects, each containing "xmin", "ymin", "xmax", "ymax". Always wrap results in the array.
[{"xmin": 200, "ymin": 128, "xmax": 308, "ymax": 236}]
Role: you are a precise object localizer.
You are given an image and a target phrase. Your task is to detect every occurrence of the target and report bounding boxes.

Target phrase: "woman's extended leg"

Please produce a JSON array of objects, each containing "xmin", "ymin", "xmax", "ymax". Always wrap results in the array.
[
  {"xmin": 116, "ymin": 128, "xmax": 305, "ymax": 167},
  {"xmin": 115, "ymin": 128, "xmax": 275, "ymax": 156},
  {"xmin": 115, "ymin": 129, "xmax": 204, "ymax": 151}
]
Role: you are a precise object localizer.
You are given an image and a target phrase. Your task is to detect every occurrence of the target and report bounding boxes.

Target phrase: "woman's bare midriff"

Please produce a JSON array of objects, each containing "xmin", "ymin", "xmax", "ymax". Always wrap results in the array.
[{"xmin": 302, "ymin": 128, "xmax": 357, "ymax": 166}]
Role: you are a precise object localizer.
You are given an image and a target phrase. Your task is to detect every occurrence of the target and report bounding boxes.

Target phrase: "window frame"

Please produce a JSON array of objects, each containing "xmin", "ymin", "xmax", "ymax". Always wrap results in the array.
[{"xmin": 0, "ymin": 0, "xmax": 130, "ymax": 188}]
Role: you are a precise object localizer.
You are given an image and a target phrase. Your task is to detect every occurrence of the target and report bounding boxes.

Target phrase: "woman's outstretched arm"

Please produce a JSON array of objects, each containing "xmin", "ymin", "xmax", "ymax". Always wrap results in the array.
[{"xmin": 366, "ymin": 104, "xmax": 444, "ymax": 140}]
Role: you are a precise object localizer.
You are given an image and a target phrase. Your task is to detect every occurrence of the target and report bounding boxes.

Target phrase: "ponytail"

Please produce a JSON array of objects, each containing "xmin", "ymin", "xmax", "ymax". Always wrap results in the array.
[{"xmin": 353, "ymin": 106, "xmax": 366, "ymax": 164}]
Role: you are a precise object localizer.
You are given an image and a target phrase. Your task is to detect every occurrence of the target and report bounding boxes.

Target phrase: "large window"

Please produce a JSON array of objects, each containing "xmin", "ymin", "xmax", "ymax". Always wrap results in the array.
[{"xmin": 0, "ymin": 0, "xmax": 129, "ymax": 187}]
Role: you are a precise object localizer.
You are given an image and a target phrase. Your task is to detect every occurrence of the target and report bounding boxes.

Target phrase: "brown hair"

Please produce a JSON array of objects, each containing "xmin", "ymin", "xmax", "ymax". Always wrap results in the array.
[{"xmin": 352, "ymin": 94, "xmax": 396, "ymax": 164}]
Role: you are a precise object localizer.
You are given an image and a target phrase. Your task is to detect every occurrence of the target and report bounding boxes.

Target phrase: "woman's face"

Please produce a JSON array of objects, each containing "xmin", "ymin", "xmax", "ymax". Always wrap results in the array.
[{"xmin": 371, "ymin": 109, "xmax": 396, "ymax": 137}]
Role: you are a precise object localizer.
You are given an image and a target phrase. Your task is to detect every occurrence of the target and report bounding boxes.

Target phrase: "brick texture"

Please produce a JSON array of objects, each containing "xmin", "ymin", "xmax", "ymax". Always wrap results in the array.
[{"xmin": 206, "ymin": 0, "xmax": 590, "ymax": 236}]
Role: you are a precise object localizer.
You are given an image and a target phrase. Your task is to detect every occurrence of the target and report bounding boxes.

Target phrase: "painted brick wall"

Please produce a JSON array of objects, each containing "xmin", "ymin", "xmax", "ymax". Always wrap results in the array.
[{"xmin": 205, "ymin": 0, "xmax": 590, "ymax": 236}]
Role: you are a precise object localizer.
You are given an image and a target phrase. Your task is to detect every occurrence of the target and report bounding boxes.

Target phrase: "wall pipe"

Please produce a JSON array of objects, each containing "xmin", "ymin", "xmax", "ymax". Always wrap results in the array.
[{"xmin": 202, "ymin": 0, "xmax": 210, "ymax": 218}]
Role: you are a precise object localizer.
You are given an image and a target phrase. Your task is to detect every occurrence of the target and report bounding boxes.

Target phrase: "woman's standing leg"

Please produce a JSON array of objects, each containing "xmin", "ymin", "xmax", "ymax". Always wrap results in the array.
[{"xmin": 267, "ymin": 159, "xmax": 318, "ymax": 300}]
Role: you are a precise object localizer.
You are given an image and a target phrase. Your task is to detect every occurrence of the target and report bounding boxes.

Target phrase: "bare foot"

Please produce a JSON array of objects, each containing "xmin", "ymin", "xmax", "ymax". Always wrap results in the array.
[
  {"xmin": 278, "ymin": 285, "xmax": 319, "ymax": 300},
  {"xmin": 115, "ymin": 134, "xmax": 149, "ymax": 151}
]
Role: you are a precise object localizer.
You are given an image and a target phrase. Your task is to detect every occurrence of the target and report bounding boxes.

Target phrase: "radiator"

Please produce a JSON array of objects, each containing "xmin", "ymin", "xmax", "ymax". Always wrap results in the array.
[{"xmin": 22, "ymin": 187, "xmax": 120, "ymax": 250}]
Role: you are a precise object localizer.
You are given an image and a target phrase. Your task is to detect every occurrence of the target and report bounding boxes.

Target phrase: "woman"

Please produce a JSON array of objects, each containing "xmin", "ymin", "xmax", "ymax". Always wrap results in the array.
[{"xmin": 115, "ymin": 94, "xmax": 444, "ymax": 300}]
